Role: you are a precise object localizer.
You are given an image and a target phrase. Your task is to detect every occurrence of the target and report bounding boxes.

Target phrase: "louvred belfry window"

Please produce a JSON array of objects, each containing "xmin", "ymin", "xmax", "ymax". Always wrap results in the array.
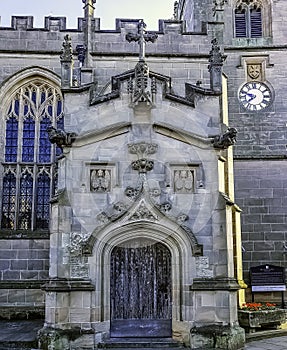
[
  {"xmin": 250, "ymin": 7, "xmax": 262, "ymax": 37},
  {"xmin": 1, "ymin": 80, "xmax": 64, "ymax": 231},
  {"xmin": 235, "ymin": 1, "xmax": 263, "ymax": 38}
]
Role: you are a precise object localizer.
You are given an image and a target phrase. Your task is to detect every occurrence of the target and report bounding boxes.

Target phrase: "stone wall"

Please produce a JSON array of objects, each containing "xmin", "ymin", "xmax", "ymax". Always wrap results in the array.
[
  {"xmin": 234, "ymin": 160, "xmax": 287, "ymax": 281},
  {"xmin": 222, "ymin": 0, "xmax": 287, "ymax": 301},
  {"xmin": 0, "ymin": 239, "xmax": 49, "ymax": 319}
]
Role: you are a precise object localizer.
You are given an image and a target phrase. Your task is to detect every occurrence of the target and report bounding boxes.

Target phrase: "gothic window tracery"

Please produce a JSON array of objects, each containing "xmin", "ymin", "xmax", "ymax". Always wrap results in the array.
[
  {"xmin": 1, "ymin": 80, "xmax": 64, "ymax": 231},
  {"xmin": 234, "ymin": 0, "xmax": 264, "ymax": 38}
]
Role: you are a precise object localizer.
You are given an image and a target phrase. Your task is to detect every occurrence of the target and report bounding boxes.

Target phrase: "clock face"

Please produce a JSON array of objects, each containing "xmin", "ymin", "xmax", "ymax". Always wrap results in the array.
[{"xmin": 238, "ymin": 82, "xmax": 272, "ymax": 111}]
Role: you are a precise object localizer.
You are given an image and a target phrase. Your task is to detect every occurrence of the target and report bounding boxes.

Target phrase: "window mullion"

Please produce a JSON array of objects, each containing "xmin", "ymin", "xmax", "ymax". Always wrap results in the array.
[
  {"xmin": 15, "ymin": 164, "xmax": 21, "ymax": 230},
  {"xmin": 247, "ymin": 7, "xmax": 251, "ymax": 38},
  {"xmin": 31, "ymin": 164, "xmax": 37, "ymax": 231},
  {"xmin": 35, "ymin": 118, "xmax": 40, "ymax": 164},
  {"xmin": 17, "ymin": 91, "xmax": 24, "ymax": 164}
]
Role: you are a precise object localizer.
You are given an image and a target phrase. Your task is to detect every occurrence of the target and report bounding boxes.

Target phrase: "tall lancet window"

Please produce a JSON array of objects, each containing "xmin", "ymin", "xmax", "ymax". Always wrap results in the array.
[
  {"xmin": 1, "ymin": 80, "xmax": 64, "ymax": 232},
  {"xmin": 234, "ymin": 0, "xmax": 263, "ymax": 38}
]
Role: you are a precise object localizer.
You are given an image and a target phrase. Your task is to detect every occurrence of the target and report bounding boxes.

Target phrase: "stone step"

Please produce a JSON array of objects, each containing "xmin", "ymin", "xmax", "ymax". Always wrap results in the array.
[
  {"xmin": 98, "ymin": 337, "xmax": 185, "ymax": 348},
  {"xmin": 0, "ymin": 343, "xmax": 38, "ymax": 349},
  {"xmin": 0, "ymin": 320, "xmax": 42, "ymax": 350},
  {"xmin": 0, "ymin": 337, "xmax": 38, "ymax": 349},
  {"xmin": 99, "ymin": 348, "xmax": 186, "ymax": 350}
]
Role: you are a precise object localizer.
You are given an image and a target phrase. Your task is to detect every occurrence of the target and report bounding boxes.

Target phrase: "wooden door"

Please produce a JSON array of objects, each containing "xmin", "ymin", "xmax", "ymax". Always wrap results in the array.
[{"xmin": 110, "ymin": 241, "xmax": 172, "ymax": 337}]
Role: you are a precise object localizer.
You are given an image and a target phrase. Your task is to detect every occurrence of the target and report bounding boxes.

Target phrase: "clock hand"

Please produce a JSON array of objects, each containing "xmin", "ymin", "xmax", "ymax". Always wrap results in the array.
[{"xmin": 246, "ymin": 93, "xmax": 256, "ymax": 102}]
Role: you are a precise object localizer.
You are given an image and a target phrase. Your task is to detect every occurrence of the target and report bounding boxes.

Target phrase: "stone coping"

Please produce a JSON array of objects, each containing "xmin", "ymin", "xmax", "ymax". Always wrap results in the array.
[
  {"xmin": 190, "ymin": 278, "xmax": 241, "ymax": 291},
  {"xmin": 41, "ymin": 278, "xmax": 95, "ymax": 292}
]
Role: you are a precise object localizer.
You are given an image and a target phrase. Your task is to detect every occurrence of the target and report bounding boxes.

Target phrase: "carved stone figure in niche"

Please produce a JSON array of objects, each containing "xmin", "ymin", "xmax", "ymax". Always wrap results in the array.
[
  {"xmin": 174, "ymin": 170, "xmax": 194, "ymax": 193},
  {"xmin": 90, "ymin": 169, "xmax": 111, "ymax": 192}
]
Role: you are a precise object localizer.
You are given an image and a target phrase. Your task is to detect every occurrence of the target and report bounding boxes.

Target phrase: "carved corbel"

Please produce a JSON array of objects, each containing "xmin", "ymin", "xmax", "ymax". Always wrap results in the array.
[
  {"xmin": 47, "ymin": 126, "xmax": 77, "ymax": 148},
  {"xmin": 212, "ymin": 127, "xmax": 237, "ymax": 149}
]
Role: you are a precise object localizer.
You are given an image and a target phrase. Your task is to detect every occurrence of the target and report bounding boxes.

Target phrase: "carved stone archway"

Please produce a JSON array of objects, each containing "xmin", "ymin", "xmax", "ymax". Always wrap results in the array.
[
  {"xmin": 87, "ymin": 221, "xmax": 197, "ymax": 338},
  {"xmin": 110, "ymin": 239, "xmax": 172, "ymax": 337}
]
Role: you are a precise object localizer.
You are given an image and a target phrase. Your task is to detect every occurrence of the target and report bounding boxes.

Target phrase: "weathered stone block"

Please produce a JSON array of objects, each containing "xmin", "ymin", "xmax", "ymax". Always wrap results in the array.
[{"xmin": 190, "ymin": 325, "xmax": 245, "ymax": 350}]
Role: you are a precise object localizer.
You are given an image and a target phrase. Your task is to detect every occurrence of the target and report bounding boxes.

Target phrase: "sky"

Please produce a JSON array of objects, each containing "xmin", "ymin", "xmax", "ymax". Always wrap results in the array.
[{"xmin": 0, "ymin": 0, "xmax": 176, "ymax": 30}]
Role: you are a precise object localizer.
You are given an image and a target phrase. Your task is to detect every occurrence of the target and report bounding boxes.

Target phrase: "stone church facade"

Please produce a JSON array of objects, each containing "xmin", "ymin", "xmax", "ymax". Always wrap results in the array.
[{"xmin": 0, "ymin": 0, "xmax": 286, "ymax": 349}]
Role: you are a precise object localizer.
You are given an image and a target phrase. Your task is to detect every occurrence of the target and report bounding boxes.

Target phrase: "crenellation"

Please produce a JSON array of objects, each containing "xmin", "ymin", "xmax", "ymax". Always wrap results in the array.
[
  {"xmin": 11, "ymin": 16, "xmax": 34, "ymax": 30},
  {"xmin": 158, "ymin": 19, "xmax": 184, "ymax": 34},
  {"xmin": 44, "ymin": 16, "xmax": 67, "ymax": 31}
]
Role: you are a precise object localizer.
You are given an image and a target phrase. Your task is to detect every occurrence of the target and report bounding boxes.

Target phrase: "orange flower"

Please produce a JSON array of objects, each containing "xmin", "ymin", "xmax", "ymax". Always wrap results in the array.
[{"xmin": 241, "ymin": 302, "xmax": 277, "ymax": 311}]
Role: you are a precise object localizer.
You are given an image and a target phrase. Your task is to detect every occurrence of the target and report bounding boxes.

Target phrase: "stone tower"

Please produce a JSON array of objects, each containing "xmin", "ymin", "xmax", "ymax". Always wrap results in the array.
[{"xmin": 177, "ymin": 0, "xmax": 287, "ymax": 302}]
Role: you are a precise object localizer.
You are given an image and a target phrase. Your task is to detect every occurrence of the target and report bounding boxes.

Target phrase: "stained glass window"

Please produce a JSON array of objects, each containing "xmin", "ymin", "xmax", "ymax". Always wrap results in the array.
[
  {"xmin": 18, "ymin": 171, "xmax": 33, "ymax": 230},
  {"xmin": 22, "ymin": 117, "xmax": 35, "ymax": 162},
  {"xmin": 1, "ymin": 171, "xmax": 16, "ymax": 229},
  {"xmin": 1, "ymin": 80, "xmax": 64, "ymax": 232},
  {"xmin": 5, "ymin": 117, "xmax": 18, "ymax": 162},
  {"xmin": 36, "ymin": 171, "xmax": 51, "ymax": 229},
  {"xmin": 39, "ymin": 117, "xmax": 52, "ymax": 163}
]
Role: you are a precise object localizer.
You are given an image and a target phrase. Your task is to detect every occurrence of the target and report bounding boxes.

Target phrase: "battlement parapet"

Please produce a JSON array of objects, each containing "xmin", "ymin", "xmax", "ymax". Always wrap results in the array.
[
  {"xmin": 0, "ymin": 16, "xmax": 218, "ymax": 56},
  {"xmin": 0, "ymin": 16, "xmax": 208, "ymax": 35},
  {"xmin": 1, "ymin": 16, "xmax": 69, "ymax": 31}
]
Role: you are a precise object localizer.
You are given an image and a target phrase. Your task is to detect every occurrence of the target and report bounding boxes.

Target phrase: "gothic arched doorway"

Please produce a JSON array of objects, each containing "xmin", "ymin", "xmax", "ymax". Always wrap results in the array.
[{"xmin": 110, "ymin": 239, "xmax": 172, "ymax": 337}]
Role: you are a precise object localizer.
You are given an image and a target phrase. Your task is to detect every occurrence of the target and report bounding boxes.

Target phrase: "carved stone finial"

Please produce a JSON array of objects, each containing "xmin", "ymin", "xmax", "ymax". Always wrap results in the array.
[
  {"xmin": 82, "ymin": 0, "xmax": 96, "ymax": 18},
  {"xmin": 60, "ymin": 35, "xmax": 74, "ymax": 88},
  {"xmin": 208, "ymin": 38, "xmax": 224, "ymax": 68},
  {"xmin": 212, "ymin": 127, "xmax": 237, "ymax": 149},
  {"xmin": 173, "ymin": 1, "xmax": 179, "ymax": 19},
  {"xmin": 126, "ymin": 21, "xmax": 158, "ymax": 106},
  {"xmin": 47, "ymin": 126, "xmax": 77, "ymax": 148},
  {"xmin": 212, "ymin": 0, "xmax": 227, "ymax": 15},
  {"xmin": 208, "ymin": 38, "xmax": 225, "ymax": 92},
  {"xmin": 126, "ymin": 20, "xmax": 158, "ymax": 62},
  {"xmin": 60, "ymin": 34, "xmax": 73, "ymax": 62}
]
